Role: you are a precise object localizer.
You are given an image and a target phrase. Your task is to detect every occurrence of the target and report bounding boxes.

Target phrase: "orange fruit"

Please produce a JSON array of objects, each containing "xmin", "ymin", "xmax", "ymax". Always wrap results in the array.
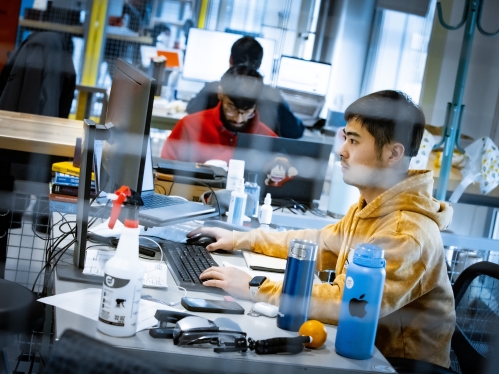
[{"xmin": 298, "ymin": 320, "xmax": 327, "ymax": 348}]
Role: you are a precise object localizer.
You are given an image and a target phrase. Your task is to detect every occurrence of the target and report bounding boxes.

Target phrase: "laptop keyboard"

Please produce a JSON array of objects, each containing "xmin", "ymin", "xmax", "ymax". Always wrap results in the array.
[
  {"xmin": 161, "ymin": 240, "xmax": 226, "ymax": 295},
  {"xmin": 141, "ymin": 194, "xmax": 187, "ymax": 210}
]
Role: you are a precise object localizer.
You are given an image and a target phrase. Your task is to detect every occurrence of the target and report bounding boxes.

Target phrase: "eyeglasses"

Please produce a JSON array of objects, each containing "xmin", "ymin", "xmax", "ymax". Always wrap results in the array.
[{"xmin": 222, "ymin": 97, "xmax": 256, "ymax": 119}]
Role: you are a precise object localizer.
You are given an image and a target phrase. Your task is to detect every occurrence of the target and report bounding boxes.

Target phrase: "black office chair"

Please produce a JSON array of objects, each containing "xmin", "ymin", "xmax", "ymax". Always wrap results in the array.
[
  {"xmin": 0, "ymin": 278, "xmax": 45, "ymax": 374},
  {"xmin": 387, "ymin": 261, "xmax": 499, "ymax": 374},
  {"xmin": 44, "ymin": 329, "xmax": 184, "ymax": 374}
]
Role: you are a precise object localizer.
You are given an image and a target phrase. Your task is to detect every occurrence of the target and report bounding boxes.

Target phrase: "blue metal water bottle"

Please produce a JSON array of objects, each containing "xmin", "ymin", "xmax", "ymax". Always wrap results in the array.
[
  {"xmin": 335, "ymin": 243, "xmax": 386, "ymax": 359},
  {"xmin": 277, "ymin": 239, "xmax": 318, "ymax": 331}
]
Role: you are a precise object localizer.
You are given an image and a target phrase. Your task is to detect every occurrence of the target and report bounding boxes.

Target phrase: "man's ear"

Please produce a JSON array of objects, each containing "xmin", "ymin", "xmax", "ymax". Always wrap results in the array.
[
  {"xmin": 387, "ymin": 143, "xmax": 405, "ymax": 165},
  {"xmin": 217, "ymin": 86, "xmax": 223, "ymax": 102}
]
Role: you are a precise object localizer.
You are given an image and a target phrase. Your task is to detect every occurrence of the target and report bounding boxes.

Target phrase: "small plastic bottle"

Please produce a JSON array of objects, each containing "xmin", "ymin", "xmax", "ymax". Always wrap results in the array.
[
  {"xmin": 259, "ymin": 193, "xmax": 272, "ymax": 227},
  {"xmin": 227, "ymin": 178, "xmax": 247, "ymax": 226},
  {"xmin": 335, "ymin": 243, "xmax": 386, "ymax": 359},
  {"xmin": 226, "ymin": 159, "xmax": 245, "ymax": 190},
  {"xmin": 97, "ymin": 186, "xmax": 145, "ymax": 337},
  {"xmin": 244, "ymin": 173, "xmax": 261, "ymax": 218}
]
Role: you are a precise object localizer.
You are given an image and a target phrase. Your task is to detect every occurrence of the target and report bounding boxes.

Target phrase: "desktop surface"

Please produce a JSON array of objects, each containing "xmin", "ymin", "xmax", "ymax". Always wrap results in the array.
[{"xmin": 53, "ymin": 249, "xmax": 391, "ymax": 374}]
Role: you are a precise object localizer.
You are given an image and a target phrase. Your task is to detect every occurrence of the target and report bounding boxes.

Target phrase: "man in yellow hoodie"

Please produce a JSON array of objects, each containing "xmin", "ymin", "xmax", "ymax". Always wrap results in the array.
[{"xmin": 190, "ymin": 90, "xmax": 455, "ymax": 368}]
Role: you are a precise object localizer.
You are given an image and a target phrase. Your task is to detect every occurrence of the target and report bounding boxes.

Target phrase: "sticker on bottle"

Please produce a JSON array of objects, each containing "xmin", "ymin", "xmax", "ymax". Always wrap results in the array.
[{"xmin": 345, "ymin": 276, "xmax": 354, "ymax": 289}]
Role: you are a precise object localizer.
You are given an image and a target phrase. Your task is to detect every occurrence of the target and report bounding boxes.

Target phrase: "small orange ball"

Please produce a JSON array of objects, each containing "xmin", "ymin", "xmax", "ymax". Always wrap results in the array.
[{"xmin": 298, "ymin": 320, "xmax": 327, "ymax": 348}]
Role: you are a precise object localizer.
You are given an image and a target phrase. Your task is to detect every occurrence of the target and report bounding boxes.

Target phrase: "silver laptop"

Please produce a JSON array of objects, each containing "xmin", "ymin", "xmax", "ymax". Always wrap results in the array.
[{"xmin": 137, "ymin": 139, "xmax": 217, "ymax": 224}]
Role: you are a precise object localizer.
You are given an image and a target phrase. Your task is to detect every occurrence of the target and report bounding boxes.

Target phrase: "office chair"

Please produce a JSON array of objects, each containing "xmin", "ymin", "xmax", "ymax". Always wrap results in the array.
[
  {"xmin": 44, "ymin": 329, "xmax": 183, "ymax": 374},
  {"xmin": 387, "ymin": 261, "xmax": 499, "ymax": 374},
  {"xmin": 0, "ymin": 279, "xmax": 45, "ymax": 374},
  {"xmin": 0, "ymin": 31, "xmax": 76, "ymax": 118}
]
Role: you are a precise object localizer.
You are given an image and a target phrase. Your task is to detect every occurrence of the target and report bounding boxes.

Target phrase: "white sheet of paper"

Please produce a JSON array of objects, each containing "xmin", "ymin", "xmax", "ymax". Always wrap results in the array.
[
  {"xmin": 222, "ymin": 261, "xmax": 284, "ymax": 282},
  {"xmin": 83, "ymin": 249, "xmax": 168, "ymax": 288},
  {"xmin": 38, "ymin": 288, "xmax": 177, "ymax": 332}
]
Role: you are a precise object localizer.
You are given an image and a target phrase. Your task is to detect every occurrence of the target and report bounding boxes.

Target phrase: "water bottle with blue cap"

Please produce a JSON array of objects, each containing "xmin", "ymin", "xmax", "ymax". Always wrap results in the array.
[{"xmin": 335, "ymin": 243, "xmax": 386, "ymax": 359}]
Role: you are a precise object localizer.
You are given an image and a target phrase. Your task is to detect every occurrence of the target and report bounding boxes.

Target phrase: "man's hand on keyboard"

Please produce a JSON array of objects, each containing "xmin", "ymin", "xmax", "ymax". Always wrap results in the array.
[
  {"xmin": 187, "ymin": 227, "xmax": 234, "ymax": 252},
  {"xmin": 199, "ymin": 266, "xmax": 252, "ymax": 300}
]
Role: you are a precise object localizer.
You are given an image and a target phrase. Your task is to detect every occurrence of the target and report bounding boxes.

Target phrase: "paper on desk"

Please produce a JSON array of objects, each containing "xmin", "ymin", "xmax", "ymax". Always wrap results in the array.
[
  {"xmin": 83, "ymin": 249, "xmax": 168, "ymax": 288},
  {"xmin": 222, "ymin": 261, "xmax": 284, "ymax": 282},
  {"xmin": 242, "ymin": 251, "xmax": 287, "ymax": 273},
  {"xmin": 38, "ymin": 288, "xmax": 177, "ymax": 332}
]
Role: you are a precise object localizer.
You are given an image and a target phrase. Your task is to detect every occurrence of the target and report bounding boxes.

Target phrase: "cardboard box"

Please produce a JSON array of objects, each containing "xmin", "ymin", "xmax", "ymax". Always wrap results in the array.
[{"xmin": 154, "ymin": 177, "xmax": 221, "ymax": 202}]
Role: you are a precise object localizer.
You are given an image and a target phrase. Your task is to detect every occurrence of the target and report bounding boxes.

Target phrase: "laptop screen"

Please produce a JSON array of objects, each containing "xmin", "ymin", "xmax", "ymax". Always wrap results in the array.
[
  {"xmin": 234, "ymin": 134, "xmax": 332, "ymax": 207},
  {"xmin": 141, "ymin": 138, "xmax": 155, "ymax": 193}
]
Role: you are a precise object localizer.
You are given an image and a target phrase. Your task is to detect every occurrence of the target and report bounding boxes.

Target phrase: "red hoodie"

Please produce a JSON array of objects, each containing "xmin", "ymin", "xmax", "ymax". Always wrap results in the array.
[{"xmin": 161, "ymin": 102, "xmax": 277, "ymax": 163}]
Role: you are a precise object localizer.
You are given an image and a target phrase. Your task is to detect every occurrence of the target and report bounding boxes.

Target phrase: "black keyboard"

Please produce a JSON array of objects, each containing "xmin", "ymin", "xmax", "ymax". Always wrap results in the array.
[
  {"xmin": 141, "ymin": 194, "xmax": 187, "ymax": 210},
  {"xmin": 161, "ymin": 240, "xmax": 226, "ymax": 295}
]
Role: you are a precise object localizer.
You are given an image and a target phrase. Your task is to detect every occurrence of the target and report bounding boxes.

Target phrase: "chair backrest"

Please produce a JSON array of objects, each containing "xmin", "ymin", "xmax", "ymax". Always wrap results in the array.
[
  {"xmin": 451, "ymin": 261, "xmax": 499, "ymax": 374},
  {"xmin": 44, "ymin": 329, "xmax": 171, "ymax": 374}
]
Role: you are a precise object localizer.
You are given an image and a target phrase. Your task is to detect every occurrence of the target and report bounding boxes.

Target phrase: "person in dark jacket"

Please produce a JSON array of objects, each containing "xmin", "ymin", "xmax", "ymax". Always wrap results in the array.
[
  {"xmin": 186, "ymin": 36, "xmax": 305, "ymax": 139},
  {"xmin": 0, "ymin": 31, "xmax": 76, "ymax": 118}
]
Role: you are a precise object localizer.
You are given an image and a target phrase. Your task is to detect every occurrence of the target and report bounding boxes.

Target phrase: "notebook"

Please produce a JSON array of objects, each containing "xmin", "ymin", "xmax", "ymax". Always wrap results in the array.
[
  {"xmin": 234, "ymin": 134, "xmax": 332, "ymax": 207},
  {"xmin": 137, "ymin": 140, "xmax": 217, "ymax": 225}
]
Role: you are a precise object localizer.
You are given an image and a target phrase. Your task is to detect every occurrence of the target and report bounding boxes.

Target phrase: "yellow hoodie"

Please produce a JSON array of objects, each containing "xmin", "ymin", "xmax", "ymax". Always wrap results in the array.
[{"xmin": 233, "ymin": 170, "xmax": 455, "ymax": 367}]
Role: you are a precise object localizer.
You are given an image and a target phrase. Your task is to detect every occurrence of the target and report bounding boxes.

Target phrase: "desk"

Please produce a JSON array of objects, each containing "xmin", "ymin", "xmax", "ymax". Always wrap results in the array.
[
  {"xmin": 53, "ymin": 249, "xmax": 392, "ymax": 374},
  {"xmin": 0, "ymin": 110, "xmax": 81, "ymax": 158},
  {"xmin": 151, "ymin": 107, "xmax": 185, "ymax": 131}
]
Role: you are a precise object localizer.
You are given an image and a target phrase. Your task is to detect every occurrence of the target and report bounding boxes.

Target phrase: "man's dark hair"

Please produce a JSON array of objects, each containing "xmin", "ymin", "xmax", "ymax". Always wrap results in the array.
[
  {"xmin": 230, "ymin": 36, "xmax": 263, "ymax": 70},
  {"xmin": 344, "ymin": 90, "xmax": 425, "ymax": 157},
  {"xmin": 220, "ymin": 65, "xmax": 263, "ymax": 110}
]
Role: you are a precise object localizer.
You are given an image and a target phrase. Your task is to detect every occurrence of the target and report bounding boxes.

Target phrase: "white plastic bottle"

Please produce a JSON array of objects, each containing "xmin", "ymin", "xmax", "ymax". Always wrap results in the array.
[
  {"xmin": 97, "ymin": 186, "xmax": 145, "ymax": 337},
  {"xmin": 259, "ymin": 193, "xmax": 272, "ymax": 227},
  {"xmin": 227, "ymin": 178, "xmax": 247, "ymax": 226},
  {"xmin": 226, "ymin": 159, "xmax": 245, "ymax": 190}
]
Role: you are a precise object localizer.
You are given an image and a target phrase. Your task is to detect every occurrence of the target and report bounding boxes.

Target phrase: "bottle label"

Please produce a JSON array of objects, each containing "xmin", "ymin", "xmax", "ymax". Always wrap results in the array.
[
  {"xmin": 98, "ymin": 273, "xmax": 143, "ymax": 328},
  {"xmin": 345, "ymin": 276, "xmax": 354, "ymax": 289}
]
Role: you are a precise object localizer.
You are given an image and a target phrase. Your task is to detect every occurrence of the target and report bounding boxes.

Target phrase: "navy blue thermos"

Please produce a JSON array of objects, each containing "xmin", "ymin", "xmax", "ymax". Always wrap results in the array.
[
  {"xmin": 335, "ymin": 243, "xmax": 386, "ymax": 359},
  {"xmin": 277, "ymin": 239, "xmax": 318, "ymax": 331}
]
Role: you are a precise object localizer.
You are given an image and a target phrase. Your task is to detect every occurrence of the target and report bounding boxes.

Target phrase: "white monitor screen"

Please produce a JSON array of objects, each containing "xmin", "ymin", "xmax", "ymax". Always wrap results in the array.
[
  {"xmin": 182, "ymin": 29, "xmax": 276, "ymax": 85},
  {"xmin": 276, "ymin": 56, "xmax": 331, "ymax": 96}
]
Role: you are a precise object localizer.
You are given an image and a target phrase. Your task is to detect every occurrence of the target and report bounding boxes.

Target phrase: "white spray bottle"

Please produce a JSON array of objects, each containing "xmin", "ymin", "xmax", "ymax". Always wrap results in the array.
[{"xmin": 97, "ymin": 186, "xmax": 145, "ymax": 337}]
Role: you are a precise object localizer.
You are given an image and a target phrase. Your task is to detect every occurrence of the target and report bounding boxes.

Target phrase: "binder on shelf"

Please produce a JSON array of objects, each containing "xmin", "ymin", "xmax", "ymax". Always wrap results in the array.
[
  {"xmin": 53, "ymin": 172, "xmax": 95, "ymax": 188},
  {"xmin": 51, "ymin": 183, "xmax": 97, "ymax": 197},
  {"xmin": 52, "ymin": 161, "xmax": 95, "ymax": 180}
]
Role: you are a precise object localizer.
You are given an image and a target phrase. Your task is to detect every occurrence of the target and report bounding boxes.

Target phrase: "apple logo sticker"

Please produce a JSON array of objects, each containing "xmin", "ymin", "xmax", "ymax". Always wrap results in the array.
[{"xmin": 349, "ymin": 294, "xmax": 368, "ymax": 318}]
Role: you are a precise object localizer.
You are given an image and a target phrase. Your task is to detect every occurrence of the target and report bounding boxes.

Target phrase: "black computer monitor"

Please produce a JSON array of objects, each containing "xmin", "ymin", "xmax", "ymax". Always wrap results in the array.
[
  {"xmin": 99, "ymin": 58, "xmax": 156, "ymax": 194},
  {"xmin": 74, "ymin": 58, "xmax": 156, "ymax": 268}
]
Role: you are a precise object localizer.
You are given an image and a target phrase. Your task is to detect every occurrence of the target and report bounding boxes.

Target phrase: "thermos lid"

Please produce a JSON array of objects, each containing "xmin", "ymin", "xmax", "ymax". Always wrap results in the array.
[
  {"xmin": 289, "ymin": 239, "xmax": 318, "ymax": 261},
  {"xmin": 353, "ymin": 243, "xmax": 385, "ymax": 268}
]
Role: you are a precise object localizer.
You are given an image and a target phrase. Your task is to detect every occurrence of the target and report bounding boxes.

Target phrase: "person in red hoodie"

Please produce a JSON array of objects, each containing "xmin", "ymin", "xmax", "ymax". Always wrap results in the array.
[{"xmin": 161, "ymin": 66, "xmax": 277, "ymax": 163}]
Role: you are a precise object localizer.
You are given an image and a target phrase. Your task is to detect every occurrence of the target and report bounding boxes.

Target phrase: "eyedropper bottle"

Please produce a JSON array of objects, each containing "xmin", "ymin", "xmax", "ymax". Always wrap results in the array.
[
  {"xmin": 259, "ymin": 193, "xmax": 272, "ymax": 228},
  {"xmin": 97, "ymin": 186, "xmax": 145, "ymax": 337}
]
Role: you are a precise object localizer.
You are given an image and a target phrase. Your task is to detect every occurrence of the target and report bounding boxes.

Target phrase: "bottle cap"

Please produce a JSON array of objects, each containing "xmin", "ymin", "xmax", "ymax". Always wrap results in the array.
[
  {"xmin": 353, "ymin": 243, "xmax": 385, "ymax": 268},
  {"xmin": 228, "ymin": 159, "xmax": 245, "ymax": 177},
  {"xmin": 247, "ymin": 173, "xmax": 258, "ymax": 184},
  {"xmin": 235, "ymin": 178, "xmax": 245, "ymax": 193},
  {"xmin": 264, "ymin": 193, "xmax": 272, "ymax": 205}
]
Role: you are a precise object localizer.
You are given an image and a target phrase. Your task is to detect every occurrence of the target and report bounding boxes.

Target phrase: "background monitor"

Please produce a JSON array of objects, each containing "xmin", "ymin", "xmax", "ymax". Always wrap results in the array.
[
  {"xmin": 276, "ymin": 56, "xmax": 331, "ymax": 96},
  {"xmin": 99, "ymin": 58, "xmax": 156, "ymax": 195},
  {"xmin": 234, "ymin": 134, "xmax": 332, "ymax": 207},
  {"xmin": 182, "ymin": 28, "xmax": 276, "ymax": 85}
]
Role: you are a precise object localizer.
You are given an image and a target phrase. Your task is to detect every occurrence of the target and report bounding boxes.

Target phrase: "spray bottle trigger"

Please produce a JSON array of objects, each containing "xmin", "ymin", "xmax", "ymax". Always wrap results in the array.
[{"xmin": 108, "ymin": 186, "xmax": 131, "ymax": 229}]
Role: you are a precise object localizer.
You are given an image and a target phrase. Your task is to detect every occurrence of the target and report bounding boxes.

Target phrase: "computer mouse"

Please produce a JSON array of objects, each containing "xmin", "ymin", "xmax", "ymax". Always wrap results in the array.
[{"xmin": 186, "ymin": 235, "xmax": 217, "ymax": 248}]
